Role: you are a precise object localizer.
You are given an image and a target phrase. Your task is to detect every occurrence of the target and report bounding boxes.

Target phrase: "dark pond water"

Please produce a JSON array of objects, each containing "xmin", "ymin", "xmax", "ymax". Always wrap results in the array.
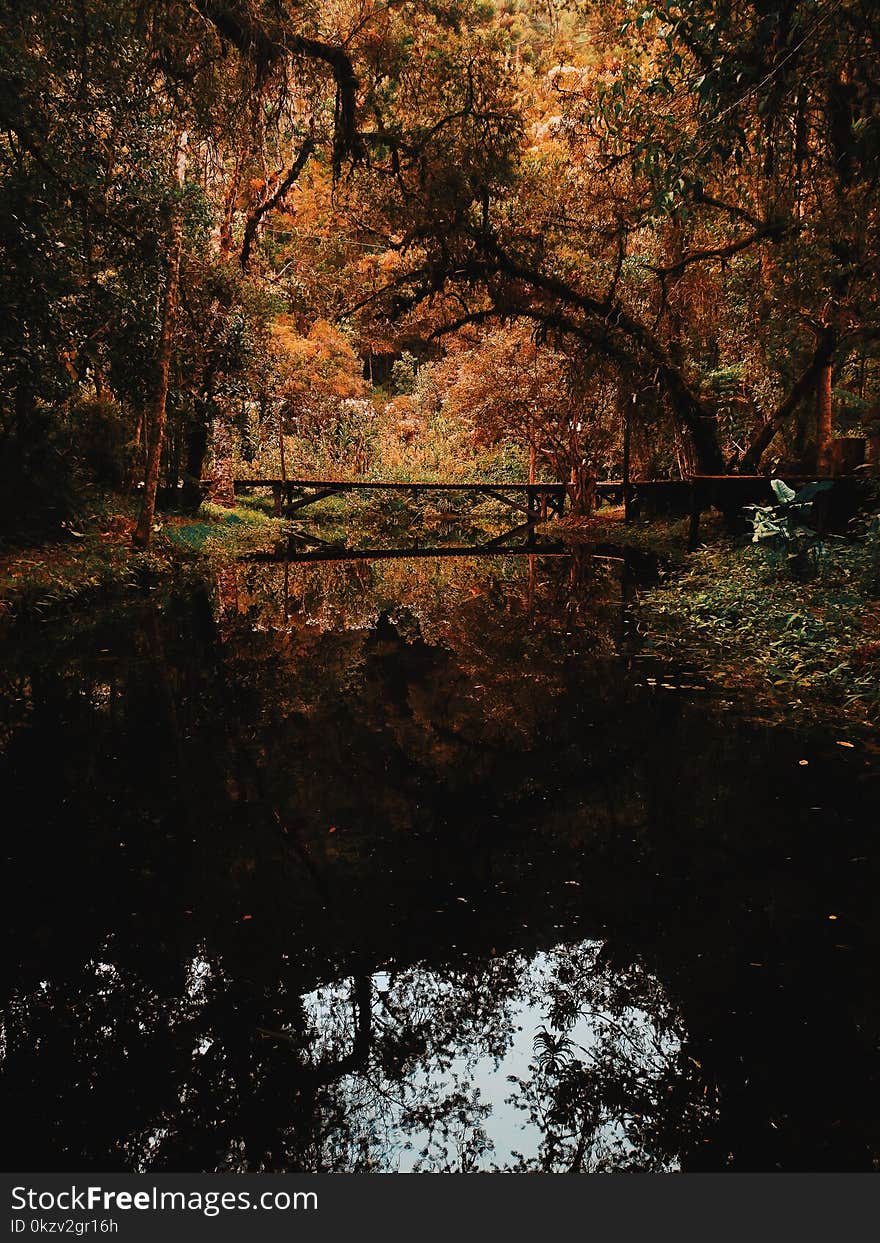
[{"xmin": 1, "ymin": 541, "xmax": 878, "ymax": 1171}]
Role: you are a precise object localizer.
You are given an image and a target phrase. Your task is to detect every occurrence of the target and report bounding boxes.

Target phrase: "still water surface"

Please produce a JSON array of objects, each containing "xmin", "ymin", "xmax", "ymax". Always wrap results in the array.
[{"xmin": 1, "ymin": 543, "xmax": 878, "ymax": 1170}]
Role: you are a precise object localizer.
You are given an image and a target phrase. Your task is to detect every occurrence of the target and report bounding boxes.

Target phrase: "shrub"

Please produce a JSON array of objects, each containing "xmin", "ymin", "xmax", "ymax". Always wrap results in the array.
[
  {"xmin": 0, "ymin": 404, "xmax": 83, "ymax": 543},
  {"xmin": 75, "ymin": 398, "xmax": 133, "ymax": 490},
  {"xmin": 746, "ymin": 478, "xmax": 834, "ymax": 579}
]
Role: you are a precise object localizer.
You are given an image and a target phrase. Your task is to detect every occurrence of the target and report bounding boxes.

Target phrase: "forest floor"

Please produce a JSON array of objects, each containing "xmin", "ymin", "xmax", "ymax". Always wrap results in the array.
[{"xmin": 585, "ymin": 510, "xmax": 880, "ymax": 733}]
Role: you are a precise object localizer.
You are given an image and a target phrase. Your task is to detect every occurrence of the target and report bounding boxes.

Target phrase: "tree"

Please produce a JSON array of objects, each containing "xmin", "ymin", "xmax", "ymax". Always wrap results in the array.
[
  {"xmin": 357, "ymin": 0, "xmax": 880, "ymax": 475},
  {"xmin": 135, "ymin": 130, "xmax": 189, "ymax": 547}
]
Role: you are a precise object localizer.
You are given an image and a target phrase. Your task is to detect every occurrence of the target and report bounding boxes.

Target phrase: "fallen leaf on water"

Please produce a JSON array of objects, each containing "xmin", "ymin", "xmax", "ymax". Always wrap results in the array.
[
  {"xmin": 836, "ymin": 741, "xmax": 855, "ymax": 748},
  {"xmin": 328, "ymin": 826, "xmax": 337, "ymax": 834},
  {"xmin": 241, "ymin": 915, "xmax": 253, "ymax": 921},
  {"xmin": 798, "ymin": 759, "xmax": 809, "ymax": 766}
]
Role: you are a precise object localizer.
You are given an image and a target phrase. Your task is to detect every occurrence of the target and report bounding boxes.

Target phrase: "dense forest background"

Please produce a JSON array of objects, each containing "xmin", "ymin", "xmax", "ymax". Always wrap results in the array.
[{"xmin": 2, "ymin": 0, "xmax": 879, "ymax": 544}]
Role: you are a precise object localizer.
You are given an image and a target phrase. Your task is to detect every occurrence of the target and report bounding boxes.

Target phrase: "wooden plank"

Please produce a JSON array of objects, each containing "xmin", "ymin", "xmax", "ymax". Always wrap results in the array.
[
  {"xmin": 234, "ymin": 477, "xmax": 567, "ymax": 494},
  {"xmin": 688, "ymin": 474, "xmax": 827, "ymax": 482},
  {"xmin": 284, "ymin": 486, "xmax": 345, "ymax": 512},
  {"xmin": 479, "ymin": 521, "xmax": 534, "ymax": 548},
  {"xmin": 288, "ymin": 528, "xmax": 337, "ymax": 547},
  {"xmin": 475, "ymin": 487, "xmax": 534, "ymax": 517}
]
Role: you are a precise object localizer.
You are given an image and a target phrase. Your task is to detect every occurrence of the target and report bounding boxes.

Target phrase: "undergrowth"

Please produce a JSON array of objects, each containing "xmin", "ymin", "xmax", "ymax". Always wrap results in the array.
[
  {"xmin": 0, "ymin": 498, "xmax": 288, "ymax": 623},
  {"xmin": 636, "ymin": 537, "xmax": 880, "ymax": 729}
]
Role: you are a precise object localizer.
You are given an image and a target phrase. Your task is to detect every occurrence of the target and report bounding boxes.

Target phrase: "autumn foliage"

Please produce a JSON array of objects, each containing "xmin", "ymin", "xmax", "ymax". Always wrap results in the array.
[{"xmin": 2, "ymin": 1, "xmax": 880, "ymax": 540}]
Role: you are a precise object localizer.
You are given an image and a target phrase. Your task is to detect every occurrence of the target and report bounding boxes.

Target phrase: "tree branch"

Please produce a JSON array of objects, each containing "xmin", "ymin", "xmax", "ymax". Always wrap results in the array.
[
  {"xmin": 739, "ymin": 325, "xmax": 839, "ymax": 471},
  {"xmin": 643, "ymin": 221, "xmax": 789, "ymax": 279},
  {"xmin": 240, "ymin": 133, "xmax": 315, "ymax": 271},
  {"xmin": 192, "ymin": 2, "xmax": 361, "ymax": 172}
]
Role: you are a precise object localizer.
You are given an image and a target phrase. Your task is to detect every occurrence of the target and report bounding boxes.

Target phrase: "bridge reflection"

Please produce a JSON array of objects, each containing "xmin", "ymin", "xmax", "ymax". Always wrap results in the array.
[
  {"xmin": 241, "ymin": 521, "xmax": 571, "ymax": 564},
  {"xmin": 218, "ymin": 537, "xmax": 652, "ymax": 656}
]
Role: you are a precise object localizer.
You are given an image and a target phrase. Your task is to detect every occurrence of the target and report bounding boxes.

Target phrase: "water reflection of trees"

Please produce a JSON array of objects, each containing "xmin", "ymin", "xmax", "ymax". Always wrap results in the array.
[
  {"xmin": 221, "ymin": 548, "xmax": 625, "ymax": 655},
  {"xmin": 1, "ymin": 583, "xmax": 685, "ymax": 1172},
  {"xmin": 504, "ymin": 943, "xmax": 713, "ymax": 1172},
  {"xmin": 3, "ymin": 933, "xmax": 703, "ymax": 1171},
  {"xmin": 2, "ymin": 565, "xmax": 879, "ymax": 1172}
]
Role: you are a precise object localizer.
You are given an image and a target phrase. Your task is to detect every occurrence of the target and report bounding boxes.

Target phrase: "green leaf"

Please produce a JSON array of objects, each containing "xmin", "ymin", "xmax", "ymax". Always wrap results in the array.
[
  {"xmin": 793, "ymin": 480, "xmax": 834, "ymax": 504},
  {"xmin": 771, "ymin": 479, "xmax": 796, "ymax": 504}
]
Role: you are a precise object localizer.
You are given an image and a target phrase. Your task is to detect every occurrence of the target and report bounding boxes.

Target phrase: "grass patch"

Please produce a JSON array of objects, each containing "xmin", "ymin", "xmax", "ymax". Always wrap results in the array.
[
  {"xmin": 636, "ymin": 536, "xmax": 880, "ymax": 729},
  {"xmin": 0, "ymin": 510, "xmax": 180, "ymax": 622},
  {"xmin": 0, "ymin": 497, "xmax": 288, "ymax": 623},
  {"xmin": 166, "ymin": 501, "xmax": 288, "ymax": 555}
]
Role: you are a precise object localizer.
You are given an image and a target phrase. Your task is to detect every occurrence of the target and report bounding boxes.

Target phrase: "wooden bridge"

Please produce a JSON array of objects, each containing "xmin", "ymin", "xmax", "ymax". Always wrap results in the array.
[
  {"xmin": 233, "ymin": 473, "xmax": 861, "ymax": 551},
  {"xmin": 233, "ymin": 478, "xmax": 569, "ymax": 521}
]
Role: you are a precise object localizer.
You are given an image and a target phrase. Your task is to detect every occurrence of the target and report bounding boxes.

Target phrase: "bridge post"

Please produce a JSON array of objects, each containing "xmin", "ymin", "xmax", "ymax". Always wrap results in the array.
[
  {"xmin": 206, "ymin": 418, "xmax": 235, "ymax": 506},
  {"xmin": 687, "ymin": 479, "xmax": 702, "ymax": 549}
]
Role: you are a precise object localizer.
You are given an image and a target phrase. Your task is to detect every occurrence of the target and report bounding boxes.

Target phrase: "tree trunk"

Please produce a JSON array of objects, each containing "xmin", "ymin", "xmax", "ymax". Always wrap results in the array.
[
  {"xmin": 740, "ymin": 326, "xmax": 837, "ymax": 474},
  {"xmin": 279, "ymin": 407, "xmax": 287, "ymax": 482},
  {"xmin": 180, "ymin": 404, "xmax": 210, "ymax": 513},
  {"xmin": 815, "ymin": 361, "xmax": 833, "ymax": 474},
  {"xmin": 646, "ymin": 359, "xmax": 723, "ymax": 473},
  {"xmin": 622, "ymin": 394, "xmax": 632, "ymax": 523},
  {"xmin": 134, "ymin": 129, "xmax": 188, "ymax": 548},
  {"xmin": 569, "ymin": 463, "xmax": 595, "ymax": 515}
]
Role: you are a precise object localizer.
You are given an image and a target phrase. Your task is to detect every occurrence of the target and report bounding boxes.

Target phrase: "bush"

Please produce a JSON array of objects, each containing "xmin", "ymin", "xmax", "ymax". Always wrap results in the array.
[
  {"xmin": 75, "ymin": 398, "xmax": 132, "ymax": 490},
  {"xmin": 746, "ymin": 478, "xmax": 834, "ymax": 579},
  {"xmin": 390, "ymin": 352, "xmax": 418, "ymax": 396},
  {"xmin": 0, "ymin": 404, "xmax": 84, "ymax": 543},
  {"xmin": 0, "ymin": 398, "xmax": 135, "ymax": 544}
]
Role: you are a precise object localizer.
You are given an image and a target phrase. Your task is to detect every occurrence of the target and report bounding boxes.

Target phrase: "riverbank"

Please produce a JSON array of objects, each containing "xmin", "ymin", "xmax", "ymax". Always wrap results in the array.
[
  {"xmin": 629, "ymin": 527, "xmax": 880, "ymax": 732},
  {"xmin": 0, "ymin": 498, "xmax": 289, "ymax": 623},
  {"xmin": 541, "ymin": 507, "xmax": 878, "ymax": 731}
]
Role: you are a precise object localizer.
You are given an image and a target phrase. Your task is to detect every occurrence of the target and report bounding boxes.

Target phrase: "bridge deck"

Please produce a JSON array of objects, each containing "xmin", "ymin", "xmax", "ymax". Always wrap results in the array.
[
  {"xmin": 233, "ymin": 477, "xmax": 569, "ymax": 519},
  {"xmin": 234, "ymin": 478, "xmax": 567, "ymax": 492},
  {"xmin": 232, "ymin": 474, "xmax": 852, "ymax": 544}
]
